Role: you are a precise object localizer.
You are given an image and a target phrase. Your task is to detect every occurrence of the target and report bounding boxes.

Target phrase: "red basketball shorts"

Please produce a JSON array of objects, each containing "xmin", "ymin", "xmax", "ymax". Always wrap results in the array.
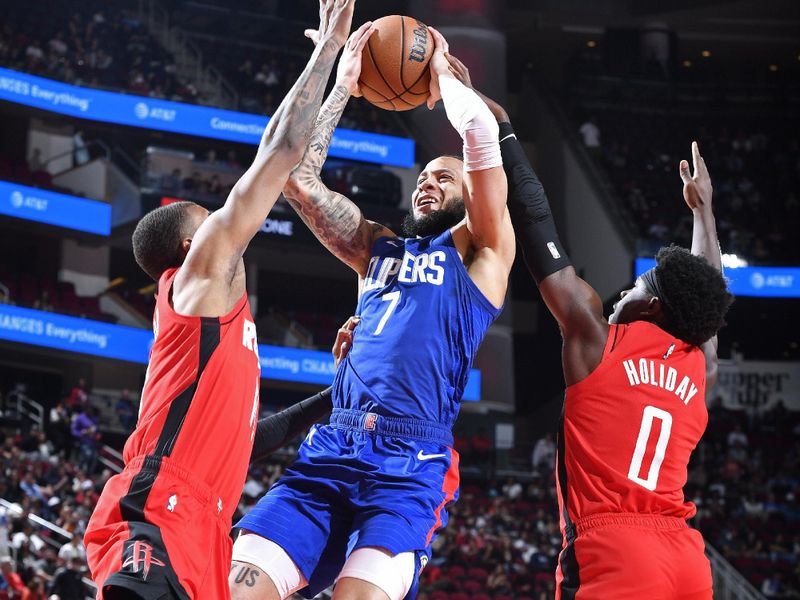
[
  {"xmin": 85, "ymin": 456, "xmax": 233, "ymax": 600},
  {"xmin": 556, "ymin": 513, "xmax": 713, "ymax": 600}
]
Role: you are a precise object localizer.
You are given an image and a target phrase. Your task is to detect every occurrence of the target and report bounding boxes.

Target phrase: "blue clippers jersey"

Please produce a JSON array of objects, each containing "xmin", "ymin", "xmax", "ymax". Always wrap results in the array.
[{"xmin": 333, "ymin": 229, "xmax": 502, "ymax": 429}]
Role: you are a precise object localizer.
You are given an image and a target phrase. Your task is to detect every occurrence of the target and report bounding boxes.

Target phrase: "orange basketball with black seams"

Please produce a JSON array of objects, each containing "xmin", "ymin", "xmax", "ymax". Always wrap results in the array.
[{"xmin": 358, "ymin": 15, "xmax": 433, "ymax": 111}]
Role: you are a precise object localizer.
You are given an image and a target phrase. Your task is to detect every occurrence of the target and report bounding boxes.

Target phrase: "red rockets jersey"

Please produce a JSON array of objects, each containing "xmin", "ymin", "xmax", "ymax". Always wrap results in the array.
[
  {"xmin": 123, "ymin": 267, "xmax": 261, "ymax": 521},
  {"xmin": 557, "ymin": 321, "xmax": 708, "ymax": 525}
]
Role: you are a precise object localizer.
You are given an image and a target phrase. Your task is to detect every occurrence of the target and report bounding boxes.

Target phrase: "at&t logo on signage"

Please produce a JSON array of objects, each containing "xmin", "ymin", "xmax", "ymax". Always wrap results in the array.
[
  {"xmin": 8, "ymin": 189, "xmax": 47, "ymax": 211},
  {"xmin": 134, "ymin": 101, "xmax": 177, "ymax": 122}
]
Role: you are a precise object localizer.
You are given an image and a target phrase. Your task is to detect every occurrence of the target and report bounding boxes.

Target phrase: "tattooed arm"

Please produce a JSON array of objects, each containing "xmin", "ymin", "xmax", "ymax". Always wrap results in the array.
[
  {"xmin": 284, "ymin": 23, "xmax": 395, "ymax": 277},
  {"xmin": 181, "ymin": 1, "xmax": 357, "ymax": 287}
]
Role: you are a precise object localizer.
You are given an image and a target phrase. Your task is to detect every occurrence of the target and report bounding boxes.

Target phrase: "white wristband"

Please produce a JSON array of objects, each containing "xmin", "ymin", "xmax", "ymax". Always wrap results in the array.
[{"xmin": 439, "ymin": 75, "xmax": 502, "ymax": 172}]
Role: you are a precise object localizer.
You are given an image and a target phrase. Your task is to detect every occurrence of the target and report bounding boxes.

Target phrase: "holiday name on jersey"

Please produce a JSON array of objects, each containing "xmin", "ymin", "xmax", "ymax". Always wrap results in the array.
[
  {"xmin": 622, "ymin": 358, "xmax": 700, "ymax": 405},
  {"xmin": 363, "ymin": 251, "xmax": 447, "ymax": 292}
]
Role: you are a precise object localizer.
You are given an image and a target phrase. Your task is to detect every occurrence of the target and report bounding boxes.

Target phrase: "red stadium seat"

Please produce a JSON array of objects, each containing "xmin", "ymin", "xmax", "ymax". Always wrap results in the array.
[
  {"xmin": 462, "ymin": 580, "xmax": 482, "ymax": 593},
  {"xmin": 449, "ymin": 565, "xmax": 466, "ymax": 579},
  {"xmin": 467, "ymin": 567, "xmax": 488, "ymax": 580}
]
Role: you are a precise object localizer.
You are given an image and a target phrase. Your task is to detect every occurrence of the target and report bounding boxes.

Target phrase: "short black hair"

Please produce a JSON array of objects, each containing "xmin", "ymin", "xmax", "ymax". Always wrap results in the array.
[
  {"xmin": 132, "ymin": 202, "xmax": 196, "ymax": 281},
  {"xmin": 654, "ymin": 245, "xmax": 733, "ymax": 347}
]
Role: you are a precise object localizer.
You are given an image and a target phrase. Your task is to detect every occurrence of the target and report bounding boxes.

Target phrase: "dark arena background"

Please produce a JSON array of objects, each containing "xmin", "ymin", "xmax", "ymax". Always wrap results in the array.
[{"xmin": 0, "ymin": 0, "xmax": 798, "ymax": 598}]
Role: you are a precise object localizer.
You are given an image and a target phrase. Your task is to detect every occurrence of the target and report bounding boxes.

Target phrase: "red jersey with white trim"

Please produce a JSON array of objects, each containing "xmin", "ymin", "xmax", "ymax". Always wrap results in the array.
[
  {"xmin": 124, "ymin": 267, "xmax": 261, "ymax": 521},
  {"xmin": 557, "ymin": 321, "xmax": 707, "ymax": 525}
]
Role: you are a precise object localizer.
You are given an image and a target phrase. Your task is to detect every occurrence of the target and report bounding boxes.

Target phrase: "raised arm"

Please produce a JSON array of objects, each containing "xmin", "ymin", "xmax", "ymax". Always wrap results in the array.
[
  {"xmin": 427, "ymin": 29, "xmax": 515, "ymax": 268},
  {"xmin": 680, "ymin": 141, "xmax": 722, "ymax": 386},
  {"xmin": 283, "ymin": 24, "xmax": 394, "ymax": 277},
  {"xmin": 446, "ymin": 54, "xmax": 607, "ymax": 384},
  {"xmin": 181, "ymin": 0, "xmax": 356, "ymax": 284}
]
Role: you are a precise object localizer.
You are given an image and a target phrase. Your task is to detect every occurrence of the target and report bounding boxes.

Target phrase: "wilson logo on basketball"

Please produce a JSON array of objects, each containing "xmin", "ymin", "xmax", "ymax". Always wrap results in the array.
[
  {"xmin": 122, "ymin": 541, "xmax": 165, "ymax": 580},
  {"xmin": 408, "ymin": 21, "xmax": 428, "ymax": 62}
]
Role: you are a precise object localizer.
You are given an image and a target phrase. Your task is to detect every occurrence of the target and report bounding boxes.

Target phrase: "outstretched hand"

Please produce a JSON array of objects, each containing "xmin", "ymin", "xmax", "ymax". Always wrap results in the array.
[
  {"xmin": 680, "ymin": 141, "xmax": 713, "ymax": 212},
  {"xmin": 332, "ymin": 316, "xmax": 360, "ymax": 368},
  {"xmin": 304, "ymin": 0, "xmax": 357, "ymax": 49},
  {"xmin": 336, "ymin": 22, "xmax": 376, "ymax": 97},
  {"xmin": 426, "ymin": 26, "xmax": 450, "ymax": 109}
]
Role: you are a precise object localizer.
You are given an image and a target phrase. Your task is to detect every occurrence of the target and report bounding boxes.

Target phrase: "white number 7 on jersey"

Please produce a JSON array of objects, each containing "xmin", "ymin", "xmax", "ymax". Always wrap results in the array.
[
  {"xmin": 374, "ymin": 291, "xmax": 401, "ymax": 335},
  {"xmin": 627, "ymin": 405, "xmax": 672, "ymax": 491}
]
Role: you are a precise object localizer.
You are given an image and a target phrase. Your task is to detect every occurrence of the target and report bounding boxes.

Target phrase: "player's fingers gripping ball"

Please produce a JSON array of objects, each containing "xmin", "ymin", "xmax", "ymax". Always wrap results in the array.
[{"xmin": 358, "ymin": 15, "xmax": 433, "ymax": 111}]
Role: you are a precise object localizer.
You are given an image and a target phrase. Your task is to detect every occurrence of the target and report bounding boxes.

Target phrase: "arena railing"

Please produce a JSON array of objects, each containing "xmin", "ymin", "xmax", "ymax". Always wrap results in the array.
[
  {"xmin": 5, "ymin": 390, "xmax": 44, "ymax": 430},
  {"xmin": 706, "ymin": 542, "xmax": 766, "ymax": 600},
  {"xmin": 137, "ymin": 0, "xmax": 238, "ymax": 109},
  {"xmin": 0, "ymin": 498, "xmax": 97, "ymax": 598},
  {"xmin": 99, "ymin": 444, "xmax": 124, "ymax": 474}
]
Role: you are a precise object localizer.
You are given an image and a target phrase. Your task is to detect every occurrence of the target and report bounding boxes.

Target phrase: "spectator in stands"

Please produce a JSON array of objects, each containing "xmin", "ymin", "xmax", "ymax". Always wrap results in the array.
[
  {"xmin": 0, "ymin": 556, "xmax": 25, "ymax": 597},
  {"xmin": 65, "ymin": 380, "xmax": 88, "ymax": 411},
  {"xmin": 47, "ymin": 403, "xmax": 72, "ymax": 455},
  {"xmin": 70, "ymin": 407, "xmax": 99, "ymax": 474},
  {"xmin": 204, "ymin": 149, "xmax": 218, "ymax": 165},
  {"xmin": 115, "ymin": 390, "xmax": 136, "ymax": 433},
  {"xmin": 48, "ymin": 556, "xmax": 85, "ymax": 600},
  {"xmin": 254, "ymin": 58, "xmax": 281, "ymax": 90},
  {"xmin": 31, "ymin": 548, "xmax": 58, "ymax": 587},
  {"xmin": 21, "ymin": 576, "xmax": 46, "ymax": 600},
  {"xmin": 19, "ymin": 473, "xmax": 47, "ymax": 504},
  {"xmin": 237, "ymin": 59, "xmax": 254, "ymax": 82},
  {"xmin": 502, "ymin": 477, "xmax": 523, "ymax": 501},
  {"xmin": 486, "ymin": 564, "xmax": 512, "ymax": 594},
  {"xmin": 11, "ymin": 522, "xmax": 45, "ymax": 556},
  {"xmin": 160, "ymin": 168, "xmax": 183, "ymax": 193},
  {"xmin": 531, "ymin": 433, "xmax": 555, "ymax": 472},
  {"xmin": 206, "ymin": 174, "xmax": 222, "ymax": 195},
  {"xmin": 761, "ymin": 572, "xmax": 782, "ymax": 597},
  {"xmin": 579, "ymin": 117, "xmax": 601, "ymax": 156},
  {"xmin": 226, "ymin": 150, "xmax": 241, "ymax": 169},
  {"xmin": 57, "ymin": 533, "xmax": 85, "ymax": 566},
  {"xmin": 182, "ymin": 170, "xmax": 202, "ymax": 194},
  {"xmin": 727, "ymin": 423, "xmax": 748, "ymax": 449}
]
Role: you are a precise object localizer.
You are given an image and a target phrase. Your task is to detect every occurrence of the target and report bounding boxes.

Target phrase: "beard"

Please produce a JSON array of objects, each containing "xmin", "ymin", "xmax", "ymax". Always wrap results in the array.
[{"xmin": 402, "ymin": 198, "xmax": 465, "ymax": 238}]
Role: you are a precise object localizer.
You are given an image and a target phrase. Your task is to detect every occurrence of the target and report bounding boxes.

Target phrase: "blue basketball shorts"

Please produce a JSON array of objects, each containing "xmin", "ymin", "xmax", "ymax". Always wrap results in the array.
[{"xmin": 236, "ymin": 408, "xmax": 460, "ymax": 599}]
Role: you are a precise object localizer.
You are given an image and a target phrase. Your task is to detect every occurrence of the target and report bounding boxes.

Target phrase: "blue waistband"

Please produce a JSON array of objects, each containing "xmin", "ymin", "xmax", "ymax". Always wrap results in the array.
[{"xmin": 329, "ymin": 408, "xmax": 453, "ymax": 446}]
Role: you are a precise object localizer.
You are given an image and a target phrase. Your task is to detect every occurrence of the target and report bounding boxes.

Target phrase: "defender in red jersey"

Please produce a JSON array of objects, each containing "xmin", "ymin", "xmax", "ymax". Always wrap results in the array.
[
  {"xmin": 446, "ymin": 59, "xmax": 732, "ymax": 600},
  {"xmin": 84, "ymin": 2, "xmax": 359, "ymax": 598}
]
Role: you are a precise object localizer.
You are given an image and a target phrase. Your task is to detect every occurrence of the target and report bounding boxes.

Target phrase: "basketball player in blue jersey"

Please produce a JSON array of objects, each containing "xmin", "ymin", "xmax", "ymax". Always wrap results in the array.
[{"xmin": 229, "ymin": 27, "xmax": 515, "ymax": 600}]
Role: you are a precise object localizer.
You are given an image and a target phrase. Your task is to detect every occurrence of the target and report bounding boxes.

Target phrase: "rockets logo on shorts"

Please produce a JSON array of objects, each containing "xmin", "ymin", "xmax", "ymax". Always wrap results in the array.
[{"xmin": 121, "ymin": 540, "xmax": 165, "ymax": 581}]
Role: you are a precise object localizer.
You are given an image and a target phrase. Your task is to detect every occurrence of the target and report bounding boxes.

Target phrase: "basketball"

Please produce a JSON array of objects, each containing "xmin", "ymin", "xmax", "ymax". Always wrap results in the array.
[{"xmin": 358, "ymin": 15, "xmax": 433, "ymax": 111}]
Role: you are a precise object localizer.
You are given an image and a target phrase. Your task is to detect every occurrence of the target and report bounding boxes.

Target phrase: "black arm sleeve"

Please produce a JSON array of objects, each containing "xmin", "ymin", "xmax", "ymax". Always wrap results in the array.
[
  {"xmin": 249, "ymin": 387, "xmax": 333, "ymax": 464},
  {"xmin": 499, "ymin": 121, "xmax": 572, "ymax": 282}
]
